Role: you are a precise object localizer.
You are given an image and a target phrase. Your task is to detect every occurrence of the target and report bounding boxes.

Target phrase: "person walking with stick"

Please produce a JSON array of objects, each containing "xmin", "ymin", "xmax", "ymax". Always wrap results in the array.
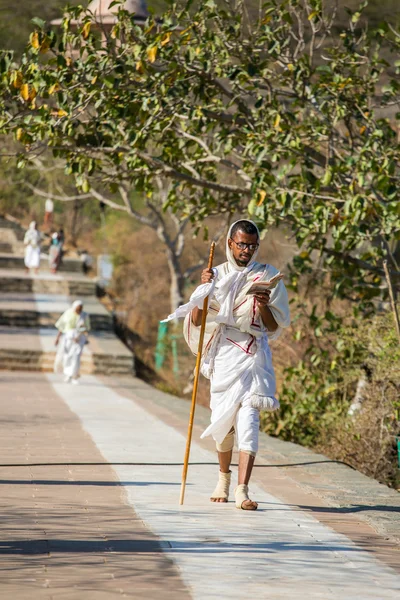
[{"xmin": 164, "ymin": 220, "xmax": 290, "ymax": 509}]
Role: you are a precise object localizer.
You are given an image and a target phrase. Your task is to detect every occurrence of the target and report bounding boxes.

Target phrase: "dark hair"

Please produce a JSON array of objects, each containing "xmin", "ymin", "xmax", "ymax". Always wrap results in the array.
[{"xmin": 230, "ymin": 220, "xmax": 259, "ymax": 239}]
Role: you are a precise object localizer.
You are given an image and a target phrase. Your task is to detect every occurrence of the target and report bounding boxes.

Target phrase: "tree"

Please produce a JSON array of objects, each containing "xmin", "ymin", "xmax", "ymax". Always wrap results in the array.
[
  {"xmin": 0, "ymin": 0, "xmax": 71, "ymax": 56},
  {"xmin": 27, "ymin": 161, "xmax": 226, "ymax": 311},
  {"xmin": 0, "ymin": 0, "xmax": 399, "ymax": 308}
]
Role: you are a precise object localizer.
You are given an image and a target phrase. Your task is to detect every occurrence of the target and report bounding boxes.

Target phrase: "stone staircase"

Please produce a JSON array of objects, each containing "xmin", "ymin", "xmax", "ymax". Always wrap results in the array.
[
  {"xmin": 0, "ymin": 218, "xmax": 135, "ymax": 376},
  {"xmin": 0, "ymin": 306, "xmax": 113, "ymax": 330},
  {"xmin": 0, "ymin": 254, "xmax": 83, "ymax": 272},
  {"xmin": 0, "ymin": 274, "xmax": 96, "ymax": 295},
  {"xmin": 0, "ymin": 343, "xmax": 134, "ymax": 375}
]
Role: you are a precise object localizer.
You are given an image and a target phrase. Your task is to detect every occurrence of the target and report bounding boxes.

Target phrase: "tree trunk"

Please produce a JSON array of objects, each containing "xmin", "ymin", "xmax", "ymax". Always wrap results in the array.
[
  {"xmin": 70, "ymin": 199, "xmax": 81, "ymax": 247},
  {"xmin": 166, "ymin": 249, "xmax": 185, "ymax": 314}
]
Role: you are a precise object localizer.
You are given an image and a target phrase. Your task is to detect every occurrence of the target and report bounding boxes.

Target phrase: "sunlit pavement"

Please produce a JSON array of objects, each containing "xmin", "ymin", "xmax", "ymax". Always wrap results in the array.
[{"xmin": 0, "ymin": 371, "xmax": 399, "ymax": 599}]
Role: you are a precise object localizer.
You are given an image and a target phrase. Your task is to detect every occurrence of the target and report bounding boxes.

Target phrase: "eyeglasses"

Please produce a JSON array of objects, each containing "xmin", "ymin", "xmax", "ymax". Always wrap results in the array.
[{"xmin": 230, "ymin": 238, "xmax": 259, "ymax": 252}]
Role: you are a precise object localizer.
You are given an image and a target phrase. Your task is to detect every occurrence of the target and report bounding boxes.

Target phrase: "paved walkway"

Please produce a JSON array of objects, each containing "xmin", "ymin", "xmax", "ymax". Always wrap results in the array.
[
  {"xmin": 1, "ymin": 371, "xmax": 399, "ymax": 599},
  {"xmin": 0, "ymin": 372, "xmax": 188, "ymax": 599}
]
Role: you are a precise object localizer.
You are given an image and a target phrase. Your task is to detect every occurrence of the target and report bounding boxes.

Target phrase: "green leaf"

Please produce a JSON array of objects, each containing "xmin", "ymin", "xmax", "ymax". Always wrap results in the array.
[{"xmin": 31, "ymin": 17, "xmax": 45, "ymax": 29}]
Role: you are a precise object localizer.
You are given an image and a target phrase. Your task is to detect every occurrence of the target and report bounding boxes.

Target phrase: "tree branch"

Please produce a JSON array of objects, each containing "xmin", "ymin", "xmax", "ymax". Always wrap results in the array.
[{"xmin": 324, "ymin": 249, "xmax": 400, "ymax": 282}]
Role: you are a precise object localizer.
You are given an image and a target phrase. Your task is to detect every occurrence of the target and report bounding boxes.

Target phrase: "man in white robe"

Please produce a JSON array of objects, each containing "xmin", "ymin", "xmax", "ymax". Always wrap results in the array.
[
  {"xmin": 184, "ymin": 220, "xmax": 290, "ymax": 510},
  {"xmin": 24, "ymin": 221, "xmax": 41, "ymax": 274},
  {"xmin": 54, "ymin": 300, "xmax": 91, "ymax": 384}
]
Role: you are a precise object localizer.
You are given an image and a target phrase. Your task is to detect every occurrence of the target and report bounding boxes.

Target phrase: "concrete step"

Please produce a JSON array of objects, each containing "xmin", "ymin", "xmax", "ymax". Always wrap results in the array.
[
  {"xmin": 0, "ymin": 309, "xmax": 113, "ymax": 330},
  {"xmin": 0, "ymin": 348, "xmax": 134, "ymax": 375},
  {"xmin": 0, "ymin": 276, "xmax": 96, "ymax": 296},
  {"xmin": 0, "ymin": 242, "xmax": 12, "ymax": 253},
  {"xmin": 0, "ymin": 218, "xmax": 25, "ymax": 240},
  {"xmin": 0, "ymin": 254, "xmax": 83, "ymax": 273}
]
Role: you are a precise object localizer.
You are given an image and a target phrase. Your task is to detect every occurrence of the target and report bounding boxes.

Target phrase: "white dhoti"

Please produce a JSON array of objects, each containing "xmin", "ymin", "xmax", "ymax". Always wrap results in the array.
[
  {"xmin": 200, "ymin": 326, "xmax": 279, "ymax": 452},
  {"xmin": 54, "ymin": 330, "xmax": 86, "ymax": 378},
  {"xmin": 24, "ymin": 245, "xmax": 40, "ymax": 269}
]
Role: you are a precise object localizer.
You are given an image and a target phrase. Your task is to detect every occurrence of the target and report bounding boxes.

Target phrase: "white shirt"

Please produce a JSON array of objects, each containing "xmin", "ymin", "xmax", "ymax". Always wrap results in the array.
[{"xmin": 45, "ymin": 199, "xmax": 54, "ymax": 213}]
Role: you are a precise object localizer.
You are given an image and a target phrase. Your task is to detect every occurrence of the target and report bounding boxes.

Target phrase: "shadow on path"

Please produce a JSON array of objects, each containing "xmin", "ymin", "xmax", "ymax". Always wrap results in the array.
[{"xmin": 0, "ymin": 538, "xmax": 361, "ymax": 555}]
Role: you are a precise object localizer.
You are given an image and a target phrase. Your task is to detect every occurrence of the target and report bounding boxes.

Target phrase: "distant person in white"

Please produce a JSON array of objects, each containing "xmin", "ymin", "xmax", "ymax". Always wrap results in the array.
[
  {"xmin": 44, "ymin": 198, "xmax": 54, "ymax": 230},
  {"xmin": 23, "ymin": 221, "xmax": 41, "ymax": 275},
  {"xmin": 54, "ymin": 300, "xmax": 91, "ymax": 384}
]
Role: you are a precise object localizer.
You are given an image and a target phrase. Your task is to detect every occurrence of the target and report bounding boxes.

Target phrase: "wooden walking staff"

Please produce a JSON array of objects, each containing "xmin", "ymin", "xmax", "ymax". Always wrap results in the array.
[{"xmin": 179, "ymin": 241, "xmax": 216, "ymax": 505}]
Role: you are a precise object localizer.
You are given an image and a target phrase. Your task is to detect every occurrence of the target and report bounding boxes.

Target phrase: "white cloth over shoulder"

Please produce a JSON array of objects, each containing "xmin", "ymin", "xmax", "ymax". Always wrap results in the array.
[{"xmin": 160, "ymin": 268, "xmax": 218, "ymax": 323}]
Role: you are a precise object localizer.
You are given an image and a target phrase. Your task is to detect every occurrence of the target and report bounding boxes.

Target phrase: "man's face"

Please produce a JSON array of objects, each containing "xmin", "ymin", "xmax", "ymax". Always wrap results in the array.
[{"xmin": 228, "ymin": 230, "xmax": 259, "ymax": 267}]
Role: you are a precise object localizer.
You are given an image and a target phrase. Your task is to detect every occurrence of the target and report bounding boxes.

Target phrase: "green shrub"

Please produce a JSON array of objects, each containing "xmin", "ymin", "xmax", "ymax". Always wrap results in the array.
[{"xmin": 262, "ymin": 310, "xmax": 400, "ymax": 485}]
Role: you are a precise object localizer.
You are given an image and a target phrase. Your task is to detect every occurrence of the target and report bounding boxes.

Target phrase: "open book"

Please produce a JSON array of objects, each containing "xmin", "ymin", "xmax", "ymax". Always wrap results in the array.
[{"xmin": 246, "ymin": 272, "xmax": 284, "ymax": 295}]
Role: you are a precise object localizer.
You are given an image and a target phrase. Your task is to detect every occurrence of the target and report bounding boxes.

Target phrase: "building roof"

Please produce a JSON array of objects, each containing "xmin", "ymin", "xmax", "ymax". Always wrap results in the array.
[{"xmin": 52, "ymin": 0, "xmax": 149, "ymax": 27}]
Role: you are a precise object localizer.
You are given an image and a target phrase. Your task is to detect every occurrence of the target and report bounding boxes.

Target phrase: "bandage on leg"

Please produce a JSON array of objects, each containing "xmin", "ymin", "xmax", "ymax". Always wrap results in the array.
[
  {"xmin": 239, "ymin": 449, "xmax": 256, "ymax": 458},
  {"xmin": 216, "ymin": 428, "xmax": 235, "ymax": 453},
  {"xmin": 210, "ymin": 470, "xmax": 231, "ymax": 502},
  {"xmin": 235, "ymin": 484, "xmax": 258, "ymax": 510}
]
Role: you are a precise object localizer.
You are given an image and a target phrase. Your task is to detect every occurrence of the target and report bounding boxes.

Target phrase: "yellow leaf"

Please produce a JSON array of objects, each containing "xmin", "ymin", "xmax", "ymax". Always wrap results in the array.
[
  {"xmin": 324, "ymin": 385, "xmax": 336, "ymax": 395},
  {"xmin": 82, "ymin": 22, "xmax": 91, "ymax": 40},
  {"xmin": 49, "ymin": 83, "xmax": 60, "ymax": 95},
  {"xmin": 248, "ymin": 198, "xmax": 257, "ymax": 215},
  {"xmin": 29, "ymin": 87, "xmax": 37, "ymax": 102},
  {"xmin": 274, "ymin": 114, "xmax": 281, "ymax": 129},
  {"xmin": 161, "ymin": 32, "xmax": 171, "ymax": 47},
  {"xmin": 20, "ymin": 84, "xmax": 30, "ymax": 102},
  {"xmin": 31, "ymin": 32, "xmax": 40, "ymax": 49},
  {"xmin": 91, "ymin": 76, "xmax": 97, "ymax": 85},
  {"xmin": 145, "ymin": 22, "xmax": 155, "ymax": 35},
  {"xmin": 66, "ymin": 57, "xmax": 72, "ymax": 67},
  {"xmin": 359, "ymin": 126, "xmax": 366, "ymax": 135},
  {"xmin": 195, "ymin": 46, "xmax": 201, "ymax": 55},
  {"xmin": 40, "ymin": 38, "xmax": 50, "ymax": 53},
  {"xmin": 308, "ymin": 11, "xmax": 318, "ymax": 20},
  {"xmin": 257, "ymin": 189, "xmax": 267, "ymax": 206},
  {"xmin": 111, "ymin": 25, "xmax": 118, "ymax": 40},
  {"xmin": 57, "ymin": 109, "xmax": 68, "ymax": 117},
  {"xmin": 136, "ymin": 60, "xmax": 144, "ymax": 73},
  {"xmin": 12, "ymin": 71, "xmax": 23, "ymax": 89},
  {"xmin": 147, "ymin": 46, "xmax": 157, "ymax": 63},
  {"xmin": 287, "ymin": 63, "xmax": 294, "ymax": 71},
  {"xmin": 16, "ymin": 128, "xmax": 24, "ymax": 141}
]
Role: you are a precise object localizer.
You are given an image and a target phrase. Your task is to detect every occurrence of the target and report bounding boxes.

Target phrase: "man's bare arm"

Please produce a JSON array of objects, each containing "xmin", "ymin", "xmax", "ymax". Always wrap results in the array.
[
  {"xmin": 258, "ymin": 304, "xmax": 278, "ymax": 331},
  {"xmin": 191, "ymin": 307, "xmax": 203, "ymax": 326},
  {"xmin": 254, "ymin": 292, "xmax": 279, "ymax": 332}
]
